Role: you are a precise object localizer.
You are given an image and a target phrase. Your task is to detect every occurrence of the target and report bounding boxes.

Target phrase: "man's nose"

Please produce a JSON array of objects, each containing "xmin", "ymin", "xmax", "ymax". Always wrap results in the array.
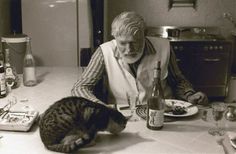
[{"xmin": 125, "ymin": 43, "xmax": 132, "ymax": 53}]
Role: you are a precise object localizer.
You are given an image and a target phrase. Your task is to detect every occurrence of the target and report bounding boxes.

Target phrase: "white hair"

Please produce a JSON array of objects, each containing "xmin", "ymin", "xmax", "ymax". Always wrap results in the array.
[{"xmin": 111, "ymin": 11, "xmax": 145, "ymax": 37}]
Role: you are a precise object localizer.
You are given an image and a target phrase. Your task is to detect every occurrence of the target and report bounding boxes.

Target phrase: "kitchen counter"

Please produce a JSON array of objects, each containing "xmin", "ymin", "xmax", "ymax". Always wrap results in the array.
[
  {"xmin": 0, "ymin": 67, "xmax": 236, "ymax": 154},
  {"xmin": 0, "ymin": 67, "xmax": 81, "ymax": 114}
]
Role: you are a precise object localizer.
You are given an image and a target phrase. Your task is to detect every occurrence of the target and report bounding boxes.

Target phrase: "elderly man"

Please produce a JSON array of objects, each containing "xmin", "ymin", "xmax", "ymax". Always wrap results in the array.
[{"xmin": 72, "ymin": 11, "xmax": 208, "ymax": 106}]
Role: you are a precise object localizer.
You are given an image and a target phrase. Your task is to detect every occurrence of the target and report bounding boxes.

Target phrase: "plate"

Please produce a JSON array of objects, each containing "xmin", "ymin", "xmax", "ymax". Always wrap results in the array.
[
  {"xmin": 228, "ymin": 131, "xmax": 236, "ymax": 149},
  {"xmin": 136, "ymin": 99, "xmax": 198, "ymax": 119},
  {"xmin": 164, "ymin": 99, "xmax": 198, "ymax": 117},
  {"xmin": 230, "ymin": 139, "xmax": 236, "ymax": 149}
]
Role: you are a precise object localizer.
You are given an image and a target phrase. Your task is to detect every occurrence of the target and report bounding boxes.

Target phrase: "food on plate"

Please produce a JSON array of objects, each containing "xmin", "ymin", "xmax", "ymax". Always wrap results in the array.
[
  {"xmin": 165, "ymin": 102, "xmax": 187, "ymax": 115},
  {"xmin": 171, "ymin": 106, "xmax": 187, "ymax": 115}
]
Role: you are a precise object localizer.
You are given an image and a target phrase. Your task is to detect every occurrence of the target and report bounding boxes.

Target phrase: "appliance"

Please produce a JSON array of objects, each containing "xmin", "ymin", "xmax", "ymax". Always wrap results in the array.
[
  {"xmin": 21, "ymin": 0, "xmax": 78, "ymax": 66},
  {"xmin": 232, "ymin": 32, "xmax": 236, "ymax": 74},
  {"xmin": 147, "ymin": 27, "xmax": 233, "ymax": 101}
]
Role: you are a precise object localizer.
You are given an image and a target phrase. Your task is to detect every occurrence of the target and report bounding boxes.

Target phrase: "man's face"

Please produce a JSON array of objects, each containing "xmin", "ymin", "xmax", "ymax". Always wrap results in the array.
[{"xmin": 115, "ymin": 30, "xmax": 145, "ymax": 64}]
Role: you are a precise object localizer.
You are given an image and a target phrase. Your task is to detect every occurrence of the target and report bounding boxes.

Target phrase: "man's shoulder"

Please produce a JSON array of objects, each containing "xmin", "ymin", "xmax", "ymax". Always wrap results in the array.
[
  {"xmin": 100, "ymin": 39, "xmax": 118, "ymax": 58},
  {"xmin": 100, "ymin": 39, "xmax": 116, "ymax": 48}
]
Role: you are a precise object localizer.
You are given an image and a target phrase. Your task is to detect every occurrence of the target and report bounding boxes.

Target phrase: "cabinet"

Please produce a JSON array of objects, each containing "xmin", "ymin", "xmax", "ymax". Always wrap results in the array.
[{"xmin": 171, "ymin": 41, "xmax": 232, "ymax": 99}]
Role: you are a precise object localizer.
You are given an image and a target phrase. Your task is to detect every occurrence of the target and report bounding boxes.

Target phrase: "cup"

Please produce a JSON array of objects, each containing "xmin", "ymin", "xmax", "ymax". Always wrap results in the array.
[
  {"xmin": 126, "ymin": 93, "xmax": 140, "ymax": 122},
  {"xmin": 208, "ymin": 103, "xmax": 226, "ymax": 136}
]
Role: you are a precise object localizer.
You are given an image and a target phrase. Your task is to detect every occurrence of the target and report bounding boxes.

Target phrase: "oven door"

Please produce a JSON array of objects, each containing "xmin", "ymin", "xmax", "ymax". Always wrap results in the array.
[
  {"xmin": 192, "ymin": 52, "xmax": 230, "ymax": 97},
  {"xmin": 171, "ymin": 41, "xmax": 232, "ymax": 99}
]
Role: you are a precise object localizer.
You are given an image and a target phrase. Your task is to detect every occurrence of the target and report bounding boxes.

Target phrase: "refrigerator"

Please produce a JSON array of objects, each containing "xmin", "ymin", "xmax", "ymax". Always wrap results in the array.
[{"xmin": 21, "ymin": 0, "xmax": 92, "ymax": 67}]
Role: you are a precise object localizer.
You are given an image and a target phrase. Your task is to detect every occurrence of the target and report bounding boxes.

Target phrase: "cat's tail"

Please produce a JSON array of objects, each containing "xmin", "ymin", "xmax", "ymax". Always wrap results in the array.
[{"xmin": 46, "ymin": 138, "xmax": 88, "ymax": 153}]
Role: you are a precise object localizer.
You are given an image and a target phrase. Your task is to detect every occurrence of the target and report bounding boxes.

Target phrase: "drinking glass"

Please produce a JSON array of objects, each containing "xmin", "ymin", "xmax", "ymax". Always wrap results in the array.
[
  {"xmin": 126, "ymin": 93, "xmax": 140, "ymax": 122},
  {"xmin": 208, "ymin": 103, "xmax": 226, "ymax": 136}
]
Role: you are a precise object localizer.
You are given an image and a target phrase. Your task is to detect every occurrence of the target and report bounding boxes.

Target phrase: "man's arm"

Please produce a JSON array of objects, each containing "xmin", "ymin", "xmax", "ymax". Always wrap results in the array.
[
  {"xmin": 167, "ymin": 48, "xmax": 196, "ymax": 101},
  {"xmin": 167, "ymin": 48, "xmax": 208, "ymax": 105},
  {"xmin": 71, "ymin": 47, "xmax": 106, "ymax": 105}
]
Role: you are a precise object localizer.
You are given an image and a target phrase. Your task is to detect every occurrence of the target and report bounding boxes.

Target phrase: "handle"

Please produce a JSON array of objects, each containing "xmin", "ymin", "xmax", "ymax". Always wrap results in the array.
[
  {"xmin": 203, "ymin": 58, "xmax": 220, "ymax": 62},
  {"xmin": 176, "ymin": 58, "xmax": 181, "ymax": 62}
]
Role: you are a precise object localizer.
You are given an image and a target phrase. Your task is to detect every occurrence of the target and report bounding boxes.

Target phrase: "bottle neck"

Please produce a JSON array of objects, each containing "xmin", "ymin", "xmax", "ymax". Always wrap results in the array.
[
  {"xmin": 152, "ymin": 67, "xmax": 164, "ymax": 98},
  {"xmin": 5, "ymin": 49, "xmax": 10, "ymax": 65},
  {"xmin": 153, "ymin": 67, "xmax": 161, "ymax": 83},
  {"xmin": 0, "ymin": 50, "xmax": 4, "ymax": 62},
  {"xmin": 26, "ymin": 40, "xmax": 33, "ymax": 55}
]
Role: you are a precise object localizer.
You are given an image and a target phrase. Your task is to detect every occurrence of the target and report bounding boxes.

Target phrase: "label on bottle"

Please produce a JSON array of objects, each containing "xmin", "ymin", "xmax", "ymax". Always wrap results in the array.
[
  {"xmin": 148, "ymin": 109, "xmax": 164, "ymax": 127},
  {"xmin": 23, "ymin": 67, "xmax": 37, "ymax": 86},
  {"xmin": 0, "ymin": 73, "xmax": 6, "ymax": 96}
]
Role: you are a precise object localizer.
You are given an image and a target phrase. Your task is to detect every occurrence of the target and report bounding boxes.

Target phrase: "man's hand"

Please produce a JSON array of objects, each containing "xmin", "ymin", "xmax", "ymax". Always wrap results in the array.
[{"xmin": 187, "ymin": 92, "xmax": 208, "ymax": 105}]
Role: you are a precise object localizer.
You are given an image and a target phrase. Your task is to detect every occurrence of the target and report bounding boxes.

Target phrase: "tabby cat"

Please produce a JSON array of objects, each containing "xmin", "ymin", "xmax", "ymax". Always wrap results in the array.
[{"xmin": 39, "ymin": 96, "xmax": 127, "ymax": 153}]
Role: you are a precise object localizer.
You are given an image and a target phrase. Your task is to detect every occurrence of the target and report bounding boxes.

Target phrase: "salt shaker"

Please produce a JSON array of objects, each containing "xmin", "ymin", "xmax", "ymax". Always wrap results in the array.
[{"xmin": 225, "ymin": 105, "xmax": 236, "ymax": 121}]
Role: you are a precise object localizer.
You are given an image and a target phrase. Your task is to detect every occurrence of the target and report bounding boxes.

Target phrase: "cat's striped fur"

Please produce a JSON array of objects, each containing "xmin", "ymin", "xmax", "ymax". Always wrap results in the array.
[{"xmin": 39, "ymin": 96, "xmax": 127, "ymax": 153}]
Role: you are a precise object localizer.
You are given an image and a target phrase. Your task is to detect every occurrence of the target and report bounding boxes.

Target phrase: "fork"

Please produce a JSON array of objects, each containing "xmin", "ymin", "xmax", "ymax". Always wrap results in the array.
[{"xmin": 0, "ymin": 96, "xmax": 17, "ymax": 116}]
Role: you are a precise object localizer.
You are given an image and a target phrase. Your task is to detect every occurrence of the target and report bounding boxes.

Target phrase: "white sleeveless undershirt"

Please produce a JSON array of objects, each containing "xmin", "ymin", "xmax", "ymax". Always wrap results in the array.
[{"xmin": 100, "ymin": 37, "xmax": 172, "ymax": 105}]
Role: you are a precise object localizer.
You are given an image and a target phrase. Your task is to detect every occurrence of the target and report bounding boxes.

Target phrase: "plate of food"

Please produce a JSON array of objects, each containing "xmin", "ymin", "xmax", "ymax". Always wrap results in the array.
[
  {"xmin": 136, "ymin": 99, "xmax": 198, "ymax": 119},
  {"xmin": 164, "ymin": 99, "xmax": 198, "ymax": 117}
]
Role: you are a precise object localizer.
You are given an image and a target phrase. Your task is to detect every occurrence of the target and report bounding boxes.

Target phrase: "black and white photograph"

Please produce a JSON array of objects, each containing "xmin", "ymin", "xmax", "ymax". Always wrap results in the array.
[{"xmin": 0, "ymin": 0, "xmax": 236, "ymax": 153}]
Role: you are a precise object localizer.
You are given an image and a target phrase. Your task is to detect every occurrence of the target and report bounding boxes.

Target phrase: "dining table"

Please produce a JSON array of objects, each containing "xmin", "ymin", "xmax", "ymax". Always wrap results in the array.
[{"xmin": 0, "ymin": 67, "xmax": 236, "ymax": 154}]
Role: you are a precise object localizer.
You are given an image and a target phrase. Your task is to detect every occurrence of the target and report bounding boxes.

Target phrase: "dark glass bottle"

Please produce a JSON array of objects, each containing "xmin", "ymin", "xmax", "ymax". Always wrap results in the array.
[
  {"xmin": 0, "ymin": 62, "xmax": 7, "ymax": 98},
  {"xmin": 147, "ymin": 61, "xmax": 165, "ymax": 130},
  {"xmin": 4, "ymin": 48, "xmax": 18, "ymax": 89},
  {"xmin": 23, "ymin": 38, "xmax": 37, "ymax": 86}
]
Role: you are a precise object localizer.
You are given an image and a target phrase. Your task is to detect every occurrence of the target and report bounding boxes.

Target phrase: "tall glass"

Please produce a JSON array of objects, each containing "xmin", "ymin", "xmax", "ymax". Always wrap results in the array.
[
  {"xmin": 208, "ymin": 103, "xmax": 226, "ymax": 136},
  {"xmin": 127, "ymin": 93, "xmax": 140, "ymax": 122}
]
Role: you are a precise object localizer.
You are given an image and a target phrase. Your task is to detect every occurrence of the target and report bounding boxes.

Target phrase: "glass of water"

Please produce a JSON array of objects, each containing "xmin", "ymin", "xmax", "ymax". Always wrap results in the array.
[
  {"xmin": 208, "ymin": 103, "xmax": 226, "ymax": 136},
  {"xmin": 126, "ymin": 93, "xmax": 140, "ymax": 122}
]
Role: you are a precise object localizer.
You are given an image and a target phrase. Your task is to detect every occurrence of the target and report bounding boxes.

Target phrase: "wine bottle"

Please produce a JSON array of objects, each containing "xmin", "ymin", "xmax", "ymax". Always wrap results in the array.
[
  {"xmin": 23, "ymin": 38, "xmax": 37, "ymax": 86},
  {"xmin": 147, "ymin": 61, "xmax": 165, "ymax": 130},
  {"xmin": 0, "ymin": 62, "xmax": 7, "ymax": 98},
  {"xmin": 4, "ymin": 48, "xmax": 18, "ymax": 89}
]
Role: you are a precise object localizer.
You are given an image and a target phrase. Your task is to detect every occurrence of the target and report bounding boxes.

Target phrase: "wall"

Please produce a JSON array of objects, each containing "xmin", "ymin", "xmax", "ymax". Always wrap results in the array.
[
  {"xmin": 22, "ymin": 0, "xmax": 78, "ymax": 66},
  {"xmin": 104, "ymin": 0, "xmax": 236, "ymax": 41},
  {"xmin": 18, "ymin": 0, "xmax": 236, "ymax": 66},
  {"xmin": 0, "ymin": 0, "xmax": 11, "ymax": 49}
]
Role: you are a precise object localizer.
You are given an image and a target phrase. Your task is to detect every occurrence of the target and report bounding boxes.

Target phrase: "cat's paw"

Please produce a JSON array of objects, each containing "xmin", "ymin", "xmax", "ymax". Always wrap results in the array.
[
  {"xmin": 75, "ymin": 138, "xmax": 83, "ymax": 145},
  {"xmin": 74, "ymin": 137, "xmax": 96, "ymax": 148}
]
